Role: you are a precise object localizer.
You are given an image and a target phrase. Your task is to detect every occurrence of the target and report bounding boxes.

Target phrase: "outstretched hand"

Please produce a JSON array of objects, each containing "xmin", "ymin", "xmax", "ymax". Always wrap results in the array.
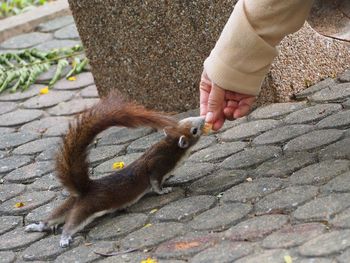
[{"xmin": 199, "ymin": 70, "xmax": 256, "ymax": 131}]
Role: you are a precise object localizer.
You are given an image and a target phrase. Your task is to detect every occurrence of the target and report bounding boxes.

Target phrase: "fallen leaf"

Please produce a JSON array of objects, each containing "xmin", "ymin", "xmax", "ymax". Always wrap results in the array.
[
  {"xmin": 68, "ymin": 76, "xmax": 77, "ymax": 81},
  {"xmin": 284, "ymin": 255, "xmax": 293, "ymax": 263},
  {"xmin": 39, "ymin": 87, "xmax": 49, "ymax": 95},
  {"xmin": 14, "ymin": 202, "xmax": 25, "ymax": 208},
  {"xmin": 143, "ymin": 223, "xmax": 152, "ymax": 228},
  {"xmin": 140, "ymin": 258, "xmax": 157, "ymax": 263},
  {"xmin": 246, "ymin": 177, "xmax": 253, "ymax": 182},
  {"xmin": 112, "ymin": 162, "xmax": 125, "ymax": 170},
  {"xmin": 175, "ymin": 241, "xmax": 200, "ymax": 250},
  {"xmin": 149, "ymin": 208, "xmax": 158, "ymax": 214}
]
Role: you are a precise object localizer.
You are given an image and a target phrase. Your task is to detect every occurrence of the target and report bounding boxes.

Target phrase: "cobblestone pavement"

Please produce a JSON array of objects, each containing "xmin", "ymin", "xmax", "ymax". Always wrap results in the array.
[{"xmin": 1, "ymin": 15, "xmax": 350, "ymax": 263}]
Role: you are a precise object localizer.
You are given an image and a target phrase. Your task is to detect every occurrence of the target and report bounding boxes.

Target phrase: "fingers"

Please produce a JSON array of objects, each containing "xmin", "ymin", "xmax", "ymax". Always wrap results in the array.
[
  {"xmin": 233, "ymin": 96, "xmax": 256, "ymax": 119},
  {"xmin": 206, "ymin": 84, "xmax": 225, "ymax": 125}
]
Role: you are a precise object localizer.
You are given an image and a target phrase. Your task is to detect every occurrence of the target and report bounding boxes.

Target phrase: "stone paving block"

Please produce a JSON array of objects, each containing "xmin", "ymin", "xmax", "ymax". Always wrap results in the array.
[
  {"xmin": 299, "ymin": 230, "xmax": 350, "ymax": 257},
  {"xmin": 20, "ymin": 116, "xmax": 71, "ymax": 137},
  {"xmin": 255, "ymin": 186, "xmax": 319, "ymax": 215},
  {"xmin": 99, "ymin": 252, "xmax": 152, "ymax": 263},
  {"xmin": 34, "ymin": 39, "xmax": 81, "ymax": 52},
  {"xmin": 222, "ymin": 177, "xmax": 285, "ymax": 203},
  {"xmin": 218, "ymin": 116, "xmax": 247, "ymax": 132},
  {"xmin": 191, "ymin": 241, "xmax": 254, "ymax": 263},
  {"xmin": 153, "ymin": 233, "xmax": 219, "ymax": 260},
  {"xmin": 36, "ymin": 64, "xmax": 72, "ymax": 84},
  {"xmin": 0, "ymin": 84, "xmax": 44, "ymax": 101},
  {"xmin": 219, "ymin": 120, "xmax": 280, "ymax": 141},
  {"xmin": 22, "ymin": 90, "xmax": 74, "ymax": 109},
  {"xmin": 283, "ymin": 129, "xmax": 344, "ymax": 152},
  {"xmin": 295, "ymin": 78, "xmax": 336, "ymax": 99},
  {"xmin": 53, "ymin": 72, "xmax": 94, "ymax": 90},
  {"xmin": 0, "ymin": 155, "xmax": 32, "ymax": 175},
  {"xmin": 88, "ymin": 145, "xmax": 126, "ymax": 165},
  {"xmin": 0, "ymin": 109, "xmax": 44, "ymax": 127},
  {"xmin": 88, "ymin": 213, "xmax": 148, "ymax": 240},
  {"xmin": 98, "ymin": 127, "xmax": 153, "ymax": 146},
  {"xmin": 189, "ymin": 203, "xmax": 252, "ymax": 231},
  {"xmin": 128, "ymin": 188, "xmax": 185, "ymax": 213},
  {"xmin": 317, "ymin": 109, "xmax": 350, "ymax": 129},
  {"xmin": 0, "ymin": 150, "xmax": 6, "ymax": 159},
  {"xmin": 0, "ymin": 251, "xmax": 15, "ymax": 263},
  {"xmin": 319, "ymin": 137, "xmax": 350, "ymax": 160},
  {"xmin": 283, "ymin": 104, "xmax": 342, "ymax": 124},
  {"xmin": 293, "ymin": 193, "xmax": 350, "ymax": 222},
  {"xmin": 37, "ymin": 15, "xmax": 75, "ymax": 32},
  {"xmin": 296, "ymin": 258, "xmax": 333, "ymax": 263},
  {"xmin": 54, "ymin": 24, "xmax": 80, "ymax": 39},
  {"xmin": 310, "ymin": 83, "xmax": 350, "ymax": 103},
  {"xmin": 220, "ymin": 146, "xmax": 282, "ymax": 170},
  {"xmin": 330, "ymin": 207, "xmax": 350, "ymax": 228},
  {"xmin": 290, "ymin": 160, "xmax": 350, "ymax": 186},
  {"xmin": 225, "ymin": 214, "xmax": 288, "ymax": 241},
  {"xmin": 13, "ymin": 137, "xmax": 61, "ymax": 155},
  {"xmin": 36, "ymin": 143, "xmax": 59, "ymax": 161},
  {"xmin": 338, "ymin": 248, "xmax": 350, "ymax": 263},
  {"xmin": 339, "ymin": 69, "xmax": 350, "ymax": 83},
  {"xmin": 0, "ymin": 101, "xmax": 16, "ymax": 115},
  {"xmin": 249, "ymin": 102, "xmax": 307, "ymax": 120},
  {"xmin": 0, "ymin": 32, "xmax": 52, "ymax": 49},
  {"xmin": 0, "ymin": 191, "xmax": 56, "ymax": 215},
  {"xmin": 80, "ymin": 85, "xmax": 99, "ymax": 98},
  {"xmin": 188, "ymin": 142, "xmax": 246, "ymax": 163},
  {"xmin": 0, "ymin": 127, "xmax": 15, "ymax": 134},
  {"xmin": 188, "ymin": 169, "xmax": 247, "ymax": 195},
  {"xmin": 0, "ymin": 132, "xmax": 39, "ymax": 150},
  {"xmin": 235, "ymin": 249, "xmax": 291, "ymax": 263},
  {"xmin": 252, "ymin": 125, "xmax": 314, "ymax": 145},
  {"xmin": 254, "ymin": 152, "xmax": 317, "ymax": 178},
  {"xmin": 262, "ymin": 223, "xmax": 327, "ymax": 249},
  {"xmin": 0, "ymin": 228, "xmax": 45, "ymax": 251},
  {"xmin": 343, "ymin": 98, "xmax": 350, "ymax": 108},
  {"xmin": 25, "ymin": 196, "xmax": 65, "ymax": 223},
  {"xmin": 93, "ymin": 153, "xmax": 142, "ymax": 174},
  {"xmin": 48, "ymin": 98, "xmax": 99, "ymax": 116},
  {"xmin": 4, "ymin": 161, "xmax": 54, "ymax": 184},
  {"xmin": 166, "ymin": 162, "xmax": 216, "ymax": 186},
  {"xmin": 28, "ymin": 172, "xmax": 62, "ymax": 191},
  {"xmin": 189, "ymin": 136, "xmax": 217, "ymax": 154},
  {"xmin": 127, "ymin": 132, "xmax": 164, "ymax": 153},
  {"xmin": 321, "ymin": 171, "xmax": 350, "ymax": 193},
  {"xmin": 121, "ymin": 222, "xmax": 185, "ymax": 250},
  {"xmin": 0, "ymin": 184, "xmax": 26, "ymax": 203},
  {"xmin": 0, "ymin": 216, "xmax": 21, "ymax": 235},
  {"xmin": 154, "ymin": 195, "xmax": 216, "ymax": 222}
]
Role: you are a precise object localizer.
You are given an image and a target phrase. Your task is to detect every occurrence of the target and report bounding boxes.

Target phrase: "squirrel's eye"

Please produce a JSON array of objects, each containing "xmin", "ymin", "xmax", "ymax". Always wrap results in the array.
[{"xmin": 191, "ymin": 127, "xmax": 198, "ymax": 135}]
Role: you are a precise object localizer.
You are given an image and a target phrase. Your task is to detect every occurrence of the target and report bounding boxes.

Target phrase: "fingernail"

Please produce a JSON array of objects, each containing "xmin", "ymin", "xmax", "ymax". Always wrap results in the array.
[{"xmin": 205, "ymin": 112, "xmax": 214, "ymax": 123}]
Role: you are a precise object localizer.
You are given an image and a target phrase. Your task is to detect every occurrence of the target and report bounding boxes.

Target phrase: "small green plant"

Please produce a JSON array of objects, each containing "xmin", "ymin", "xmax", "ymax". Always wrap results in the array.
[
  {"xmin": 0, "ymin": 44, "xmax": 88, "ymax": 93},
  {"xmin": 0, "ymin": 0, "xmax": 48, "ymax": 18}
]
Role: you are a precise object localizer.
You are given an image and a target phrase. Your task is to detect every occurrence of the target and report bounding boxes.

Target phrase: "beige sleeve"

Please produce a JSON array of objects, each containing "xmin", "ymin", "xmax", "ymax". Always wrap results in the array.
[{"xmin": 204, "ymin": 0, "xmax": 314, "ymax": 96}]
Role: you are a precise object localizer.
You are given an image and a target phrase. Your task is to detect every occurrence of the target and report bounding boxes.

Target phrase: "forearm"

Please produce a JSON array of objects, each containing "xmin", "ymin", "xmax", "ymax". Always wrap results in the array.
[{"xmin": 204, "ymin": 0, "xmax": 314, "ymax": 95}]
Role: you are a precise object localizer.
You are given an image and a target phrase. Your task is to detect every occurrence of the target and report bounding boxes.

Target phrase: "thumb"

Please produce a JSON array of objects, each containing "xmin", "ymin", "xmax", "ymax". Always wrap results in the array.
[{"xmin": 206, "ymin": 84, "xmax": 225, "ymax": 123}]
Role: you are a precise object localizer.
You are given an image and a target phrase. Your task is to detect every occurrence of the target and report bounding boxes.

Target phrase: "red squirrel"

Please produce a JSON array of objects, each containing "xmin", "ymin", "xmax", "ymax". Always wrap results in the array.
[{"xmin": 25, "ymin": 93, "xmax": 206, "ymax": 247}]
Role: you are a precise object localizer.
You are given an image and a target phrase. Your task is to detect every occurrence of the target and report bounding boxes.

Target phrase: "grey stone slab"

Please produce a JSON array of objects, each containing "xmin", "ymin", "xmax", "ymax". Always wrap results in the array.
[
  {"xmin": 0, "ymin": 109, "xmax": 44, "ymax": 127},
  {"xmin": 249, "ymin": 102, "xmax": 307, "ymax": 120},
  {"xmin": 166, "ymin": 162, "xmax": 216, "ymax": 186},
  {"xmin": 319, "ymin": 137, "xmax": 350, "ymax": 160},
  {"xmin": 36, "ymin": 64, "xmax": 72, "ymax": 84},
  {"xmin": 189, "ymin": 136, "xmax": 217, "ymax": 153},
  {"xmin": 255, "ymin": 186, "xmax": 319, "ymax": 215},
  {"xmin": 218, "ymin": 116, "xmax": 247, "ymax": 132},
  {"xmin": 37, "ymin": 15, "xmax": 75, "ymax": 32},
  {"xmin": 290, "ymin": 160, "xmax": 350, "ymax": 186},
  {"xmin": 0, "ymin": 155, "xmax": 32, "ymax": 175},
  {"xmin": 339, "ymin": 69, "xmax": 350, "ymax": 83},
  {"xmin": 0, "ymin": 228, "xmax": 45, "ymax": 251},
  {"xmin": 0, "ymin": 216, "xmax": 21, "ymax": 235},
  {"xmin": 191, "ymin": 241, "xmax": 254, "ymax": 263},
  {"xmin": 98, "ymin": 127, "xmax": 153, "ymax": 146},
  {"xmin": 34, "ymin": 39, "xmax": 81, "ymax": 52},
  {"xmin": 48, "ymin": 98, "xmax": 99, "ymax": 116},
  {"xmin": 295, "ymin": 78, "xmax": 336, "ymax": 99},
  {"xmin": 343, "ymin": 98, "xmax": 350, "ymax": 108},
  {"xmin": 225, "ymin": 214, "xmax": 288, "ymax": 241},
  {"xmin": 93, "ymin": 153, "xmax": 142, "ymax": 174},
  {"xmin": 89, "ymin": 145, "xmax": 126, "ymax": 165},
  {"xmin": 80, "ymin": 85, "xmax": 99, "ymax": 98},
  {"xmin": 0, "ymin": 132, "xmax": 39, "ymax": 150},
  {"xmin": 36, "ymin": 143, "xmax": 59, "ymax": 161},
  {"xmin": 28, "ymin": 172, "xmax": 62, "ymax": 191},
  {"xmin": 254, "ymin": 152, "xmax": 316, "ymax": 178},
  {"xmin": 189, "ymin": 203, "xmax": 252, "ymax": 231},
  {"xmin": 98, "ymin": 252, "xmax": 152, "ymax": 263},
  {"xmin": 219, "ymin": 120, "xmax": 280, "ymax": 141},
  {"xmin": 54, "ymin": 24, "xmax": 80, "ymax": 39},
  {"xmin": 338, "ymin": 248, "xmax": 350, "ymax": 263},
  {"xmin": 0, "ymin": 85, "xmax": 44, "ymax": 102},
  {"xmin": 20, "ymin": 116, "xmax": 71, "ymax": 137},
  {"xmin": 0, "ymin": 32, "xmax": 52, "ymax": 49},
  {"xmin": 262, "ymin": 223, "xmax": 326, "ymax": 249},
  {"xmin": 0, "ymin": 184, "xmax": 26, "ymax": 203},
  {"xmin": 0, "ymin": 191, "xmax": 56, "ymax": 215},
  {"xmin": 4, "ymin": 161, "xmax": 54, "ymax": 184},
  {"xmin": 22, "ymin": 90, "xmax": 74, "ymax": 109},
  {"xmin": 222, "ymin": 177, "xmax": 285, "ymax": 203},
  {"xmin": 127, "ymin": 132, "xmax": 164, "ymax": 153},
  {"xmin": 317, "ymin": 109, "xmax": 350, "ymax": 129},
  {"xmin": 88, "ymin": 213, "xmax": 148, "ymax": 240},
  {"xmin": 299, "ymin": 259, "xmax": 336, "ymax": 263},
  {"xmin": 321, "ymin": 171, "xmax": 350, "ymax": 193},
  {"xmin": 154, "ymin": 195, "xmax": 216, "ymax": 222},
  {"xmin": 188, "ymin": 142, "xmax": 246, "ymax": 163},
  {"xmin": 188, "ymin": 169, "xmax": 247, "ymax": 195},
  {"xmin": 53, "ymin": 72, "xmax": 95, "ymax": 90},
  {"xmin": 331, "ymin": 207, "xmax": 350, "ymax": 228},
  {"xmin": 299, "ymin": 230, "xmax": 350, "ymax": 257},
  {"xmin": 220, "ymin": 146, "xmax": 282, "ymax": 169},
  {"xmin": 13, "ymin": 137, "xmax": 61, "ymax": 155},
  {"xmin": 235, "ymin": 249, "xmax": 290, "ymax": 263},
  {"xmin": 283, "ymin": 129, "xmax": 344, "ymax": 152},
  {"xmin": 284, "ymin": 103, "xmax": 342, "ymax": 124},
  {"xmin": 121, "ymin": 222, "xmax": 185, "ymax": 249},
  {"xmin": 0, "ymin": 127, "xmax": 15, "ymax": 134},
  {"xmin": 0, "ymin": 150, "xmax": 6, "ymax": 159},
  {"xmin": 293, "ymin": 193, "xmax": 350, "ymax": 222},
  {"xmin": 310, "ymin": 82, "xmax": 350, "ymax": 102},
  {"xmin": 25, "ymin": 196, "xmax": 65, "ymax": 223},
  {"xmin": 0, "ymin": 251, "xmax": 15, "ymax": 263},
  {"xmin": 252, "ymin": 125, "xmax": 314, "ymax": 145},
  {"xmin": 0, "ymin": 102, "xmax": 16, "ymax": 115}
]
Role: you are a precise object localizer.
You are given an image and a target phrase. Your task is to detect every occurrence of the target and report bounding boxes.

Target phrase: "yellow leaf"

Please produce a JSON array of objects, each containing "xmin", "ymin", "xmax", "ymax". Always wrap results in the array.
[
  {"xmin": 39, "ymin": 87, "xmax": 49, "ymax": 95},
  {"xmin": 175, "ymin": 241, "xmax": 200, "ymax": 250},
  {"xmin": 68, "ymin": 76, "xmax": 77, "ymax": 81},
  {"xmin": 143, "ymin": 223, "xmax": 152, "ymax": 228},
  {"xmin": 14, "ymin": 202, "xmax": 25, "ymax": 208},
  {"xmin": 140, "ymin": 258, "xmax": 157, "ymax": 263},
  {"xmin": 284, "ymin": 255, "xmax": 293, "ymax": 263},
  {"xmin": 112, "ymin": 162, "xmax": 125, "ymax": 170},
  {"xmin": 149, "ymin": 208, "xmax": 158, "ymax": 214},
  {"xmin": 246, "ymin": 177, "xmax": 253, "ymax": 182}
]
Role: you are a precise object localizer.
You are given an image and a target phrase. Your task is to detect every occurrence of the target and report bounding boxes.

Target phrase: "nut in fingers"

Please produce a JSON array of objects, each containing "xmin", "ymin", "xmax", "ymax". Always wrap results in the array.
[{"xmin": 202, "ymin": 123, "xmax": 213, "ymax": 135}]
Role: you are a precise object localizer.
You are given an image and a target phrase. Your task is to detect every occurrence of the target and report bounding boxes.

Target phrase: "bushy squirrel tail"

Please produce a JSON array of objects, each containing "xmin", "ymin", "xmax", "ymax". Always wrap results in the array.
[{"xmin": 55, "ymin": 93, "xmax": 177, "ymax": 196}]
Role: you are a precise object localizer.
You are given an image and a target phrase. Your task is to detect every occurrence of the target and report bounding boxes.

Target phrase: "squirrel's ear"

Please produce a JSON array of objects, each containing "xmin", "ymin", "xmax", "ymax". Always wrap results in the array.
[{"xmin": 178, "ymin": 135, "xmax": 189, "ymax": 149}]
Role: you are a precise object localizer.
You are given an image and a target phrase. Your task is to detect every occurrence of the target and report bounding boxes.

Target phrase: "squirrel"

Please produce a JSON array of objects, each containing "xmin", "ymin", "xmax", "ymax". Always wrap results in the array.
[{"xmin": 25, "ymin": 93, "xmax": 206, "ymax": 248}]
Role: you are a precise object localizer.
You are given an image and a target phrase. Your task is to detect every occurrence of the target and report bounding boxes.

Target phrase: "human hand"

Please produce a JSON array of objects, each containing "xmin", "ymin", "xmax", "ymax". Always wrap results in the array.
[{"xmin": 199, "ymin": 70, "xmax": 256, "ymax": 131}]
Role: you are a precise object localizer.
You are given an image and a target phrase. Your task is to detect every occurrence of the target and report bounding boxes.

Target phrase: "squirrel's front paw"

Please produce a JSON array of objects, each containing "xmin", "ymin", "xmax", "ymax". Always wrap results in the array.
[
  {"xmin": 157, "ymin": 187, "xmax": 173, "ymax": 195},
  {"xmin": 25, "ymin": 222, "xmax": 49, "ymax": 232},
  {"xmin": 60, "ymin": 235, "xmax": 72, "ymax": 248}
]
